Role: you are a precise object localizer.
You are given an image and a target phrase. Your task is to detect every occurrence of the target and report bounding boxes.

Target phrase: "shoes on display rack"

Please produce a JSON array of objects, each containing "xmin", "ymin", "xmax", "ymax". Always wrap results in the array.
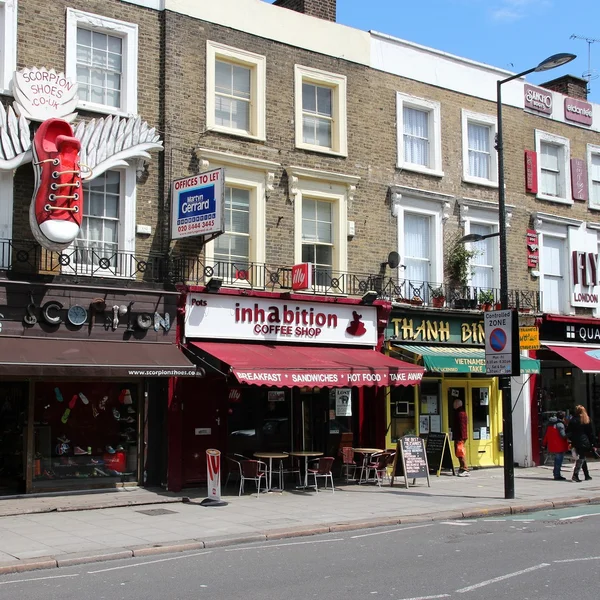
[
  {"xmin": 120, "ymin": 416, "xmax": 135, "ymax": 424},
  {"xmin": 127, "ymin": 406, "xmax": 136, "ymax": 414},
  {"xmin": 115, "ymin": 445, "xmax": 124, "ymax": 452},
  {"xmin": 99, "ymin": 396, "xmax": 108, "ymax": 410},
  {"xmin": 94, "ymin": 468, "xmax": 108, "ymax": 477},
  {"xmin": 92, "ymin": 404, "xmax": 99, "ymax": 418},
  {"xmin": 73, "ymin": 446, "xmax": 87, "ymax": 455},
  {"xmin": 105, "ymin": 446, "xmax": 116, "ymax": 454},
  {"xmin": 57, "ymin": 435, "xmax": 70, "ymax": 444},
  {"xmin": 112, "ymin": 408, "xmax": 120, "ymax": 420},
  {"xmin": 79, "ymin": 392, "xmax": 89, "ymax": 405},
  {"xmin": 54, "ymin": 387, "xmax": 63, "ymax": 402}
]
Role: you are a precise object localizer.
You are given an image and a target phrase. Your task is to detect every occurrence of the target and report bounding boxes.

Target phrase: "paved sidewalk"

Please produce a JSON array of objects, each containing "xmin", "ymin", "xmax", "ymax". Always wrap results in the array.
[{"xmin": 1, "ymin": 463, "xmax": 600, "ymax": 575}]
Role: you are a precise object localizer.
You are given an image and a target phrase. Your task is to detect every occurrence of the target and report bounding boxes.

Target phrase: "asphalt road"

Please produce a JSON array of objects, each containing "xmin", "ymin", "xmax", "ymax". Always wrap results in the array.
[{"xmin": 2, "ymin": 504, "xmax": 600, "ymax": 600}]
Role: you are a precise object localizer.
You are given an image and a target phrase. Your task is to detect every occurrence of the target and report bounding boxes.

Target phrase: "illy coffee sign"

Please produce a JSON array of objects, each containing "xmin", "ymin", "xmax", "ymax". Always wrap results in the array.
[
  {"xmin": 524, "ymin": 84, "xmax": 553, "ymax": 115},
  {"xmin": 565, "ymin": 97, "xmax": 593, "ymax": 126},
  {"xmin": 291, "ymin": 263, "xmax": 313, "ymax": 291}
]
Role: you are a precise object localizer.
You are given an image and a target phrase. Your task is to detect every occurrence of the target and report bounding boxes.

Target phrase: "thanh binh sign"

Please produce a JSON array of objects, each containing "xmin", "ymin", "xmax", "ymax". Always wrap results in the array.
[{"xmin": 387, "ymin": 314, "xmax": 485, "ymax": 345}]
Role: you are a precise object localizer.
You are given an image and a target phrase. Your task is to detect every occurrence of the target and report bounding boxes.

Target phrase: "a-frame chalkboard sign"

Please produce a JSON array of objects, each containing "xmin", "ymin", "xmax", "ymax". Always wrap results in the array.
[
  {"xmin": 425, "ymin": 432, "xmax": 455, "ymax": 477},
  {"xmin": 390, "ymin": 436, "xmax": 431, "ymax": 488}
]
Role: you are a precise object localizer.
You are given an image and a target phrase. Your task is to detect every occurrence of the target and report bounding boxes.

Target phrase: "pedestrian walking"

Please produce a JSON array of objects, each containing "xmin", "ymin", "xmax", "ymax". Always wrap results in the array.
[
  {"xmin": 567, "ymin": 405, "xmax": 596, "ymax": 482},
  {"xmin": 452, "ymin": 399, "xmax": 469, "ymax": 477},
  {"xmin": 542, "ymin": 411, "xmax": 569, "ymax": 480}
]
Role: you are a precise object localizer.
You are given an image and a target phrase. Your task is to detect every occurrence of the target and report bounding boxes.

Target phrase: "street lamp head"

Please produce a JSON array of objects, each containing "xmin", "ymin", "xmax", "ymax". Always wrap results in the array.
[
  {"xmin": 458, "ymin": 232, "xmax": 501, "ymax": 244},
  {"xmin": 535, "ymin": 53, "xmax": 577, "ymax": 72}
]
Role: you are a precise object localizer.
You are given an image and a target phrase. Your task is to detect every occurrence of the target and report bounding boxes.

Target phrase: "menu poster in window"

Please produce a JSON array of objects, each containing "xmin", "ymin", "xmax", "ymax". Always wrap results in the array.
[
  {"xmin": 429, "ymin": 415, "xmax": 441, "ymax": 433},
  {"xmin": 335, "ymin": 388, "xmax": 352, "ymax": 417},
  {"xmin": 419, "ymin": 415, "xmax": 430, "ymax": 434},
  {"xmin": 479, "ymin": 389, "xmax": 489, "ymax": 406},
  {"xmin": 268, "ymin": 391, "xmax": 285, "ymax": 402},
  {"xmin": 425, "ymin": 395, "xmax": 438, "ymax": 414},
  {"xmin": 391, "ymin": 436, "xmax": 430, "ymax": 488}
]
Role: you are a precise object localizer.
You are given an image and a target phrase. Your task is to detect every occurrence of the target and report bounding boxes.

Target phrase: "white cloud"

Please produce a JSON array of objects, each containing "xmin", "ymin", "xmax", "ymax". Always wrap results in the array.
[
  {"xmin": 491, "ymin": 0, "xmax": 551, "ymax": 22},
  {"xmin": 491, "ymin": 7, "xmax": 522, "ymax": 21}
]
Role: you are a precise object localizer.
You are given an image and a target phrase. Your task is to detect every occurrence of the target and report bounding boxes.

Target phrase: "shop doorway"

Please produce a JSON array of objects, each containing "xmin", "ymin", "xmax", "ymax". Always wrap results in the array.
[
  {"xmin": 444, "ymin": 380, "xmax": 497, "ymax": 468},
  {"xmin": 181, "ymin": 378, "xmax": 228, "ymax": 485},
  {"xmin": 0, "ymin": 382, "xmax": 27, "ymax": 495}
]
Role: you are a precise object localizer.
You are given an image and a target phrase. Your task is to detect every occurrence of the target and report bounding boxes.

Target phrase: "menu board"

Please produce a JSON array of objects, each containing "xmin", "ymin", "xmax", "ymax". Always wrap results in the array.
[
  {"xmin": 391, "ymin": 436, "xmax": 431, "ymax": 488},
  {"xmin": 425, "ymin": 432, "xmax": 455, "ymax": 477}
]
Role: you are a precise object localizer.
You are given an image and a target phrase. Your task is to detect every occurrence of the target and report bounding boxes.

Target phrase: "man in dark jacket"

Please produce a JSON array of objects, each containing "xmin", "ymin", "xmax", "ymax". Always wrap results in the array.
[
  {"xmin": 452, "ymin": 399, "xmax": 469, "ymax": 477},
  {"xmin": 542, "ymin": 411, "xmax": 569, "ymax": 480}
]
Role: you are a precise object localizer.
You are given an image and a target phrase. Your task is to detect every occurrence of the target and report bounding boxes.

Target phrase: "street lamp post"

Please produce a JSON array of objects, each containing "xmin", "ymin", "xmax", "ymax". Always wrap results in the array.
[{"xmin": 495, "ymin": 53, "xmax": 575, "ymax": 499}]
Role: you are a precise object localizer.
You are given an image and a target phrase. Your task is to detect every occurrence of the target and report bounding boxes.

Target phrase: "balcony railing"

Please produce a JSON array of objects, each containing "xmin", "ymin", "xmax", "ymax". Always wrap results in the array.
[{"xmin": 0, "ymin": 238, "xmax": 540, "ymax": 311}]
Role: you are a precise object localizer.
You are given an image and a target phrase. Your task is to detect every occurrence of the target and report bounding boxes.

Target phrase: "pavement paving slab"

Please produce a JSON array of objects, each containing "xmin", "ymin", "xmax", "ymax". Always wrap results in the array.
[{"xmin": 1, "ymin": 464, "xmax": 600, "ymax": 575}]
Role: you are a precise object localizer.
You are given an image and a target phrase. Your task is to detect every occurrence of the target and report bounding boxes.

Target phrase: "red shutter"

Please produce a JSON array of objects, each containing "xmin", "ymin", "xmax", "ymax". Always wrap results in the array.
[{"xmin": 524, "ymin": 150, "xmax": 538, "ymax": 193}]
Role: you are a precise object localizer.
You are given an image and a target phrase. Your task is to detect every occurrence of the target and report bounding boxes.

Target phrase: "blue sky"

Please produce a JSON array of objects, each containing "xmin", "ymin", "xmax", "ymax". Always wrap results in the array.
[{"xmin": 269, "ymin": 0, "xmax": 600, "ymax": 103}]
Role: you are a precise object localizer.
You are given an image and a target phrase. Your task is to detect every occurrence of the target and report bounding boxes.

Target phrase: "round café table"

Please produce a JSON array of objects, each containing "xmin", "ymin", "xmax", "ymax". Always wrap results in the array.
[
  {"xmin": 353, "ymin": 448, "xmax": 384, "ymax": 483},
  {"xmin": 253, "ymin": 452, "xmax": 289, "ymax": 491},
  {"xmin": 285, "ymin": 451, "xmax": 324, "ymax": 489}
]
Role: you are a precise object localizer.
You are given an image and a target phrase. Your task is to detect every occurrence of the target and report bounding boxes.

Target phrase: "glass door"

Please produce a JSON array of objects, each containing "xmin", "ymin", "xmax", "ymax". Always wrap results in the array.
[{"xmin": 469, "ymin": 384, "xmax": 493, "ymax": 467}]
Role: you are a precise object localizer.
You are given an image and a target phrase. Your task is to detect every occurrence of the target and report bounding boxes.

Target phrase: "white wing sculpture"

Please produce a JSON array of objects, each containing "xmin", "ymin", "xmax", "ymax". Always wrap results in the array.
[
  {"xmin": 0, "ymin": 103, "xmax": 32, "ymax": 171},
  {"xmin": 74, "ymin": 115, "xmax": 163, "ymax": 181}
]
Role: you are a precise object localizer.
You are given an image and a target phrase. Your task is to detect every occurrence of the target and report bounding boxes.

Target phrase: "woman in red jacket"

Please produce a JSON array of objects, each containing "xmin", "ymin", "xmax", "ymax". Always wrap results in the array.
[
  {"xmin": 452, "ymin": 399, "xmax": 469, "ymax": 477},
  {"xmin": 542, "ymin": 411, "xmax": 569, "ymax": 481}
]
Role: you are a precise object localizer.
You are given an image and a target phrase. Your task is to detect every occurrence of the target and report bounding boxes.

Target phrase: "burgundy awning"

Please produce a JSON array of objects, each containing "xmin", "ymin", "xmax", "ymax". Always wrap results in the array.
[
  {"xmin": 190, "ymin": 341, "xmax": 424, "ymax": 388},
  {"xmin": 0, "ymin": 337, "xmax": 202, "ymax": 378},
  {"xmin": 547, "ymin": 345, "xmax": 600, "ymax": 374}
]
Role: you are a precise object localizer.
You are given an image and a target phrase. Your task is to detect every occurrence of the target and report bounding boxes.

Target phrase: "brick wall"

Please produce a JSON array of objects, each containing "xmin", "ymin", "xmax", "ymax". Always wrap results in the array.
[
  {"xmin": 272, "ymin": 0, "xmax": 336, "ymax": 21},
  {"xmin": 541, "ymin": 75, "xmax": 588, "ymax": 100}
]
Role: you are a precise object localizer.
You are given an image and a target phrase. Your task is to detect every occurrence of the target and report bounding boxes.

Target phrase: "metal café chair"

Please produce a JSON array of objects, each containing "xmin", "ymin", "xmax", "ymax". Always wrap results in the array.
[
  {"xmin": 307, "ymin": 456, "xmax": 335, "ymax": 493},
  {"xmin": 339, "ymin": 446, "xmax": 357, "ymax": 482},
  {"xmin": 225, "ymin": 454, "xmax": 249, "ymax": 488},
  {"xmin": 365, "ymin": 451, "xmax": 395, "ymax": 487},
  {"xmin": 239, "ymin": 459, "xmax": 268, "ymax": 497}
]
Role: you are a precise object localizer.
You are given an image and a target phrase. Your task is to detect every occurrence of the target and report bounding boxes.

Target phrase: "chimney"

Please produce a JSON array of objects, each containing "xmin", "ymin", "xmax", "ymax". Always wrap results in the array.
[
  {"xmin": 273, "ymin": 0, "xmax": 336, "ymax": 22},
  {"xmin": 540, "ymin": 74, "xmax": 588, "ymax": 100}
]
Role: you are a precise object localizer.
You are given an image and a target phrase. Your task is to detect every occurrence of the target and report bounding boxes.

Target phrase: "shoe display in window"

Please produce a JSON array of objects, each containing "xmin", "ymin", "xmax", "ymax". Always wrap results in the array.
[{"xmin": 73, "ymin": 446, "xmax": 87, "ymax": 455}]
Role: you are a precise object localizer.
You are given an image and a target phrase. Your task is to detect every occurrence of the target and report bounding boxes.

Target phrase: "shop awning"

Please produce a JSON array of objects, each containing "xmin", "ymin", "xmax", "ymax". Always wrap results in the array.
[
  {"xmin": 546, "ymin": 345, "xmax": 600, "ymax": 373},
  {"xmin": 393, "ymin": 344, "xmax": 540, "ymax": 374},
  {"xmin": 0, "ymin": 337, "xmax": 203, "ymax": 378},
  {"xmin": 190, "ymin": 342, "xmax": 424, "ymax": 388}
]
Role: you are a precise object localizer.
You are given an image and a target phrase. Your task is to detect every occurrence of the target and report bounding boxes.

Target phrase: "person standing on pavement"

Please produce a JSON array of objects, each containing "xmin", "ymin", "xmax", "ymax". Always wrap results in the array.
[
  {"xmin": 452, "ymin": 399, "xmax": 469, "ymax": 477},
  {"xmin": 542, "ymin": 411, "xmax": 569, "ymax": 481},
  {"xmin": 567, "ymin": 405, "xmax": 595, "ymax": 483}
]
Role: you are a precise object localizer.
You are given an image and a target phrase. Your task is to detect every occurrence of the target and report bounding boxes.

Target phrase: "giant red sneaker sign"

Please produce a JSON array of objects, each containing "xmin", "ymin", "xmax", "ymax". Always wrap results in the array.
[{"xmin": 291, "ymin": 263, "xmax": 312, "ymax": 291}]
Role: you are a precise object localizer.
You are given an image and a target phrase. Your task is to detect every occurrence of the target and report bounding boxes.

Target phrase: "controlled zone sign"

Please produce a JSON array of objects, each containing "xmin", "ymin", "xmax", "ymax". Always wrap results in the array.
[
  {"xmin": 484, "ymin": 309, "xmax": 520, "ymax": 376},
  {"xmin": 171, "ymin": 168, "xmax": 225, "ymax": 240}
]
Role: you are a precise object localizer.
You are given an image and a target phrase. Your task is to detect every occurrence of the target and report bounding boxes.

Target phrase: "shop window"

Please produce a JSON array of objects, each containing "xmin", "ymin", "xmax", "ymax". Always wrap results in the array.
[
  {"xmin": 0, "ymin": 0, "xmax": 17, "ymax": 94},
  {"xmin": 470, "ymin": 386, "xmax": 490, "ymax": 441},
  {"xmin": 0, "ymin": 382, "xmax": 27, "ymax": 494},
  {"xmin": 390, "ymin": 385, "xmax": 416, "ymax": 442},
  {"xmin": 32, "ymin": 382, "xmax": 138, "ymax": 489},
  {"xmin": 66, "ymin": 9, "xmax": 138, "ymax": 116},
  {"xmin": 416, "ymin": 380, "xmax": 441, "ymax": 436}
]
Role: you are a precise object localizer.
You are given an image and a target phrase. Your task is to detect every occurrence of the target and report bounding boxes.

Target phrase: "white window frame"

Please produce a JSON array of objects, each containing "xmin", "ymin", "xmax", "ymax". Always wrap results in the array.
[
  {"xmin": 206, "ymin": 41, "xmax": 266, "ymax": 141},
  {"xmin": 396, "ymin": 92, "xmax": 443, "ymax": 177},
  {"xmin": 535, "ymin": 129, "xmax": 571, "ymax": 205},
  {"xmin": 0, "ymin": 0, "xmax": 17, "ymax": 94},
  {"xmin": 461, "ymin": 110, "xmax": 498, "ymax": 187},
  {"xmin": 294, "ymin": 65, "xmax": 347, "ymax": 157},
  {"xmin": 535, "ymin": 212, "xmax": 582, "ymax": 315},
  {"xmin": 0, "ymin": 171, "xmax": 13, "ymax": 268},
  {"xmin": 197, "ymin": 149, "xmax": 279, "ymax": 286},
  {"xmin": 392, "ymin": 191, "xmax": 448, "ymax": 287},
  {"xmin": 66, "ymin": 8, "xmax": 138, "ymax": 116},
  {"xmin": 289, "ymin": 167, "xmax": 359, "ymax": 292},
  {"xmin": 586, "ymin": 143, "xmax": 600, "ymax": 211},
  {"xmin": 68, "ymin": 167, "xmax": 136, "ymax": 278}
]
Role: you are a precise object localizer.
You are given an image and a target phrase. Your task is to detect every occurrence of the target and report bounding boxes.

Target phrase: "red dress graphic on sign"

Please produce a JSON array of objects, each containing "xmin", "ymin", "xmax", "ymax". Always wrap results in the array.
[{"xmin": 346, "ymin": 311, "xmax": 367, "ymax": 336}]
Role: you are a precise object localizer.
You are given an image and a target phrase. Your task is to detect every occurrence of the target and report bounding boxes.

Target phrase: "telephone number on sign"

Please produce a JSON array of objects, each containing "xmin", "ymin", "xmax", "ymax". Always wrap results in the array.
[{"xmin": 178, "ymin": 220, "xmax": 215, "ymax": 233}]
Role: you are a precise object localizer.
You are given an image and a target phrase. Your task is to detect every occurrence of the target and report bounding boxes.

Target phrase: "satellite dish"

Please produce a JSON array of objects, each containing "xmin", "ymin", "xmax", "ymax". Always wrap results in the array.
[{"xmin": 387, "ymin": 251, "xmax": 400, "ymax": 269}]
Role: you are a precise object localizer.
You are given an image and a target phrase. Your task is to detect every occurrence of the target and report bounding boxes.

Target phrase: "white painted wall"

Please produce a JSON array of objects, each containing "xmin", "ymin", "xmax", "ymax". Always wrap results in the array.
[
  {"xmin": 165, "ymin": 0, "xmax": 370, "ymax": 66},
  {"xmin": 371, "ymin": 31, "xmax": 600, "ymax": 133}
]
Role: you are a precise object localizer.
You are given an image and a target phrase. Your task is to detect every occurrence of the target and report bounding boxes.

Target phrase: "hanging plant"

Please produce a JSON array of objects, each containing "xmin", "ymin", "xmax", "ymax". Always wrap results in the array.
[{"xmin": 447, "ymin": 236, "xmax": 478, "ymax": 287}]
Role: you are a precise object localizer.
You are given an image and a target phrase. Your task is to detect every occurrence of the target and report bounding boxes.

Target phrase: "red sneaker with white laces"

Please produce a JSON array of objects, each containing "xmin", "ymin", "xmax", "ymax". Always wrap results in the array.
[{"xmin": 30, "ymin": 118, "xmax": 83, "ymax": 250}]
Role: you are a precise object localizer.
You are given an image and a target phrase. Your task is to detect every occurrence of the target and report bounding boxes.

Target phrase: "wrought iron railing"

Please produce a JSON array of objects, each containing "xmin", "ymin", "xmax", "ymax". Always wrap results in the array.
[{"xmin": 0, "ymin": 238, "xmax": 541, "ymax": 311}]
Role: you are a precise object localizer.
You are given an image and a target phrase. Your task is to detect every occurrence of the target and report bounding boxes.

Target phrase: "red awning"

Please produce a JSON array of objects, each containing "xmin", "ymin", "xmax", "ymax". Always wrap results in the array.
[
  {"xmin": 547, "ymin": 345, "xmax": 600, "ymax": 373},
  {"xmin": 190, "ymin": 342, "xmax": 424, "ymax": 388}
]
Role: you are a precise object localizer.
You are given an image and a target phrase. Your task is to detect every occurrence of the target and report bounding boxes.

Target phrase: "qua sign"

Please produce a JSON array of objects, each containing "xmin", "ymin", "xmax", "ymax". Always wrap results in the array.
[
  {"xmin": 524, "ymin": 84, "xmax": 553, "ymax": 115},
  {"xmin": 171, "ymin": 168, "xmax": 225, "ymax": 241}
]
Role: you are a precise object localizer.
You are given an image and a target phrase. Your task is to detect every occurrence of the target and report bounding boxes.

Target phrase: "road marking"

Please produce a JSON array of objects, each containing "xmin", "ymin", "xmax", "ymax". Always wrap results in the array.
[
  {"xmin": 351, "ymin": 524, "xmax": 434, "ymax": 539},
  {"xmin": 0, "ymin": 574, "xmax": 79, "ymax": 586},
  {"xmin": 225, "ymin": 538, "xmax": 345, "ymax": 551},
  {"xmin": 87, "ymin": 551, "xmax": 212, "ymax": 574},
  {"xmin": 559, "ymin": 513, "xmax": 600, "ymax": 521},
  {"xmin": 554, "ymin": 556, "xmax": 600, "ymax": 563},
  {"xmin": 397, "ymin": 595, "xmax": 450, "ymax": 600},
  {"xmin": 440, "ymin": 521, "xmax": 470, "ymax": 526},
  {"xmin": 455, "ymin": 563, "xmax": 550, "ymax": 593}
]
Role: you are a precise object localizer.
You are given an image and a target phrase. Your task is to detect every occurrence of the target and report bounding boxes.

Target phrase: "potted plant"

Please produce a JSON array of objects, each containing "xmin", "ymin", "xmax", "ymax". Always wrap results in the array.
[
  {"xmin": 446, "ymin": 238, "xmax": 478, "ymax": 309},
  {"xmin": 431, "ymin": 286, "xmax": 446, "ymax": 308},
  {"xmin": 478, "ymin": 290, "xmax": 495, "ymax": 311}
]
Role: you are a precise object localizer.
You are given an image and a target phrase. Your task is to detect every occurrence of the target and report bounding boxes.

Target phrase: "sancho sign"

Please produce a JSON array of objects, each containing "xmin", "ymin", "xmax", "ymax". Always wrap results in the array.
[
  {"xmin": 524, "ymin": 84, "xmax": 553, "ymax": 115},
  {"xmin": 171, "ymin": 168, "xmax": 224, "ymax": 240}
]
